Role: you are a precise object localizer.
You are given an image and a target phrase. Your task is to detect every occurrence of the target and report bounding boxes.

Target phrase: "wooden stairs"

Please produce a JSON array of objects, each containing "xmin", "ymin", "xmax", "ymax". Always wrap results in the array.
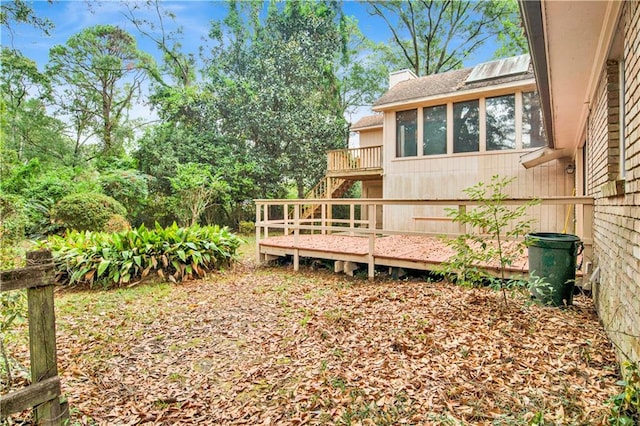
[{"xmin": 301, "ymin": 177, "xmax": 355, "ymax": 219}]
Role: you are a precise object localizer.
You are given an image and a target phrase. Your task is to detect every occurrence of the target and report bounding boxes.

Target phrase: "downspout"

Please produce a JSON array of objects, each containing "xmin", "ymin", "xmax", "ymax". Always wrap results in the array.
[{"xmin": 518, "ymin": 0, "xmax": 555, "ymax": 149}]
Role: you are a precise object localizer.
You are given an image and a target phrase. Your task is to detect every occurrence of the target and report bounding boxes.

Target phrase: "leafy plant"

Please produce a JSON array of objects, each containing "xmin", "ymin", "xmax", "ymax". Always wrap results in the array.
[
  {"xmin": 0, "ymin": 290, "xmax": 27, "ymax": 390},
  {"xmin": 0, "ymin": 192, "xmax": 27, "ymax": 243},
  {"xmin": 51, "ymin": 192, "xmax": 127, "ymax": 232},
  {"xmin": 608, "ymin": 362, "xmax": 640, "ymax": 425},
  {"xmin": 169, "ymin": 163, "xmax": 229, "ymax": 226},
  {"xmin": 40, "ymin": 223, "xmax": 243, "ymax": 289},
  {"xmin": 99, "ymin": 168, "xmax": 150, "ymax": 223},
  {"xmin": 441, "ymin": 175, "xmax": 540, "ymax": 303},
  {"xmin": 238, "ymin": 221, "xmax": 255, "ymax": 235}
]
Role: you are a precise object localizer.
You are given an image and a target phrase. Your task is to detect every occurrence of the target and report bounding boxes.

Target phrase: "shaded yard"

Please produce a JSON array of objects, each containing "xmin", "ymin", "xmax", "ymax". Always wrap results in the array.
[{"xmin": 6, "ymin": 243, "xmax": 620, "ymax": 425}]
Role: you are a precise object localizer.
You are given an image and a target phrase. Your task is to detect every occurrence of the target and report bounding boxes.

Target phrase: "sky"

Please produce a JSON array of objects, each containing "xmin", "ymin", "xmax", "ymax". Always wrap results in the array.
[
  {"xmin": 1, "ymin": 0, "xmax": 499, "ymax": 142},
  {"xmin": 2, "ymin": 1, "xmax": 409, "ymax": 71}
]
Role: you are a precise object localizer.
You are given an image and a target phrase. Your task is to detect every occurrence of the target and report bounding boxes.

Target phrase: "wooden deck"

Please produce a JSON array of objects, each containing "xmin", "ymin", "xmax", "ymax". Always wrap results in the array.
[
  {"xmin": 255, "ymin": 197, "xmax": 593, "ymax": 280},
  {"xmin": 258, "ymin": 234, "xmax": 529, "ymax": 278}
]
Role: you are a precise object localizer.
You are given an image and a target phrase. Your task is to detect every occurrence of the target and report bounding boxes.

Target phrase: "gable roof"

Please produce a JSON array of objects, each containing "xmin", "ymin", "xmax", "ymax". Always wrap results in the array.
[
  {"xmin": 374, "ymin": 55, "xmax": 535, "ymax": 110},
  {"xmin": 351, "ymin": 114, "xmax": 383, "ymax": 131}
]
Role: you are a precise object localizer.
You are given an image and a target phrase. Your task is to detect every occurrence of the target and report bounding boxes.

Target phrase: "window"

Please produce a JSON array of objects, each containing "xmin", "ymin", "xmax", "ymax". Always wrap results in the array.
[
  {"xmin": 522, "ymin": 91, "xmax": 546, "ymax": 148},
  {"xmin": 423, "ymin": 105, "xmax": 447, "ymax": 155},
  {"xmin": 396, "ymin": 109, "xmax": 417, "ymax": 157},
  {"xmin": 453, "ymin": 100, "xmax": 479, "ymax": 153},
  {"xmin": 486, "ymin": 94, "xmax": 515, "ymax": 150}
]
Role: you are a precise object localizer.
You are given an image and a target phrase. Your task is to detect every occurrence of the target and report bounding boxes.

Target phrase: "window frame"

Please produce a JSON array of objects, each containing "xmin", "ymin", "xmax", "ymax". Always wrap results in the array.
[
  {"xmin": 395, "ymin": 109, "xmax": 418, "ymax": 158},
  {"xmin": 485, "ymin": 94, "xmax": 516, "ymax": 151},
  {"xmin": 422, "ymin": 104, "xmax": 447, "ymax": 156},
  {"xmin": 453, "ymin": 99, "xmax": 480, "ymax": 153}
]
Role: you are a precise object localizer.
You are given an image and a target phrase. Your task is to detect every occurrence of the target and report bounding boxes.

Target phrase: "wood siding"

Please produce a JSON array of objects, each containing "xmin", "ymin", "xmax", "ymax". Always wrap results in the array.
[
  {"xmin": 358, "ymin": 128, "xmax": 383, "ymax": 148},
  {"xmin": 381, "ymin": 144, "xmax": 574, "ymax": 234},
  {"xmin": 379, "ymin": 84, "xmax": 574, "ymax": 234}
]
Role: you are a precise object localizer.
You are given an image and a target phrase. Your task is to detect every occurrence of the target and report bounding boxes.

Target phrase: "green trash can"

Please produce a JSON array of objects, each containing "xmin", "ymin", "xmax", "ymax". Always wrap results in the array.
[{"xmin": 526, "ymin": 232, "xmax": 583, "ymax": 307}]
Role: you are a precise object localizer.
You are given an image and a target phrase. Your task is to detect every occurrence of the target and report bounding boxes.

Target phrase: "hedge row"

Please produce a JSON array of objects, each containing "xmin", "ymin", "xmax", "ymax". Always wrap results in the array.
[{"xmin": 42, "ymin": 223, "xmax": 243, "ymax": 288}]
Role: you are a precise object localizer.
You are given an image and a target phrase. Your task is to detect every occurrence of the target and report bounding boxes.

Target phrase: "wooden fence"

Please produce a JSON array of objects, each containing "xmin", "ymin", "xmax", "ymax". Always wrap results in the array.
[{"xmin": 0, "ymin": 250, "xmax": 68, "ymax": 425}]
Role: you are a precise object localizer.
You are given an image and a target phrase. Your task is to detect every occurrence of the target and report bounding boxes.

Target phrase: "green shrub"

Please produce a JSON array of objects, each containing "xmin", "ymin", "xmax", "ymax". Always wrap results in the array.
[
  {"xmin": 99, "ymin": 169, "xmax": 150, "ymax": 223},
  {"xmin": 103, "ymin": 214, "xmax": 131, "ymax": 233},
  {"xmin": 440, "ymin": 175, "xmax": 539, "ymax": 304},
  {"xmin": 51, "ymin": 192, "xmax": 127, "ymax": 232},
  {"xmin": 135, "ymin": 194, "xmax": 177, "ymax": 228},
  {"xmin": 238, "ymin": 220, "xmax": 255, "ymax": 234},
  {"xmin": 608, "ymin": 362, "xmax": 640, "ymax": 425},
  {"xmin": 41, "ymin": 223, "xmax": 243, "ymax": 288},
  {"xmin": 0, "ymin": 193, "xmax": 27, "ymax": 243}
]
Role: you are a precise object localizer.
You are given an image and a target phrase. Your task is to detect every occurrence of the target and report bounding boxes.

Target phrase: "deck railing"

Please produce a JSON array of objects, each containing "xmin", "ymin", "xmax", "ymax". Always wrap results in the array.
[
  {"xmin": 254, "ymin": 197, "xmax": 594, "ymax": 279},
  {"xmin": 327, "ymin": 146, "xmax": 382, "ymax": 173}
]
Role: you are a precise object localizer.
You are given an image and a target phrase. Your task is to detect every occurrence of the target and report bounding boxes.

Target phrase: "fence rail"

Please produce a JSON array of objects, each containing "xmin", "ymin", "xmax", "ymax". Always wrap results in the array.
[{"xmin": 0, "ymin": 250, "xmax": 68, "ymax": 426}]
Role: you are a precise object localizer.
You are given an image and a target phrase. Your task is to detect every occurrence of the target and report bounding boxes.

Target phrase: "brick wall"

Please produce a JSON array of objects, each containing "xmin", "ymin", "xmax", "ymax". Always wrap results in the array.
[{"xmin": 588, "ymin": 0, "xmax": 640, "ymax": 363}]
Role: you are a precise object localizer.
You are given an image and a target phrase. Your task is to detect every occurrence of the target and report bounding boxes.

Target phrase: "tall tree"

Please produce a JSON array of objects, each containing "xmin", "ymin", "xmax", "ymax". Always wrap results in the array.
[
  {"xmin": 47, "ymin": 25, "xmax": 156, "ymax": 157},
  {"xmin": 0, "ymin": 0, "xmax": 53, "ymax": 44},
  {"xmin": 365, "ymin": 0, "xmax": 527, "ymax": 76},
  {"xmin": 0, "ymin": 47, "xmax": 71, "ymax": 164},
  {"xmin": 209, "ymin": 1, "xmax": 349, "ymax": 197},
  {"xmin": 333, "ymin": 15, "xmax": 388, "ymax": 122},
  {"xmin": 121, "ymin": 0, "xmax": 196, "ymax": 89}
]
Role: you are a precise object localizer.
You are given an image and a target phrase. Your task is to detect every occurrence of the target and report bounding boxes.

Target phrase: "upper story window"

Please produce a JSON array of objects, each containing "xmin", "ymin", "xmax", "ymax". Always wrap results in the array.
[
  {"xmin": 486, "ymin": 94, "xmax": 516, "ymax": 150},
  {"xmin": 396, "ymin": 109, "xmax": 417, "ymax": 157},
  {"xmin": 453, "ymin": 100, "xmax": 479, "ymax": 153},
  {"xmin": 392, "ymin": 90, "xmax": 545, "ymax": 159},
  {"xmin": 522, "ymin": 91, "xmax": 546, "ymax": 148},
  {"xmin": 423, "ymin": 105, "xmax": 447, "ymax": 155}
]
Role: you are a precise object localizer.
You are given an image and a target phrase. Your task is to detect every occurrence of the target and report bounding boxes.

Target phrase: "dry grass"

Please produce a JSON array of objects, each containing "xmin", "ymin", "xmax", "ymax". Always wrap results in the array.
[{"xmin": 3, "ymin": 240, "xmax": 621, "ymax": 425}]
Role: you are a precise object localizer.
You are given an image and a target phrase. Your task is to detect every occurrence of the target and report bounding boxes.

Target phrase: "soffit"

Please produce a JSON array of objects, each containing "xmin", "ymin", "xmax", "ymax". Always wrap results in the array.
[{"xmin": 541, "ymin": 1, "xmax": 621, "ymax": 151}]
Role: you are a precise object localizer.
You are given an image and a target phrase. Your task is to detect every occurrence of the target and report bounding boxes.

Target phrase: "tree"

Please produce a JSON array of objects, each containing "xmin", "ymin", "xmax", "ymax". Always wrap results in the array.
[
  {"xmin": 331, "ymin": 14, "xmax": 388, "ymax": 123},
  {"xmin": 365, "ymin": 0, "xmax": 528, "ymax": 76},
  {"xmin": 121, "ymin": 0, "xmax": 196, "ymax": 89},
  {"xmin": 169, "ymin": 163, "xmax": 228, "ymax": 226},
  {"xmin": 0, "ymin": 0, "xmax": 53, "ymax": 43},
  {"xmin": 208, "ymin": 1, "xmax": 349, "ymax": 197},
  {"xmin": 47, "ymin": 25, "xmax": 156, "ymax": 157},
  {"xmin": 0, "ymin": 47, "xmax": 72, "ymax": 164}
]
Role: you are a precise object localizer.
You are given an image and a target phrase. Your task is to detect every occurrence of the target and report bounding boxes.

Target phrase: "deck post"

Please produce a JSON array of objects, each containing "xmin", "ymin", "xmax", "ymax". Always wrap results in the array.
[
  {"xmin": 284, "ymin": 203, "xmax": 289, "ymax": 236},
  {"xmin": 293, "ymin": 249, "xmax": 300, "ymax": 271},
  {"xmin": 349, "ymin": 204, "xmax": 355, "ymax": 236},
  {"xmin": 294, "ymin": 204, "xmax": 300, "ymax": 246},
  {"xmin": 326, "ymin": 186, "xmax": 333, "ymax": 235},
  {"xmin": 264, "ymin": 204, "xmax": 269, "ymax": 239},
  {"xmin": 321, "ymin": 203, "xmax": 326, "ymax": 235},
  {"xmin": 367, "ymin": 203, "xmax": 376, "ymax": 280},
  {"xmin": 255, "ymin": 203, "xmax": 261, "ymax": 264}
]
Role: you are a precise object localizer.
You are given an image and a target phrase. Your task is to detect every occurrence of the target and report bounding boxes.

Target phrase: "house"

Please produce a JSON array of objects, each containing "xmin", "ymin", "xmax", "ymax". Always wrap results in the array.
[
  {"xmin": 519, "ymin": 0, "xmax": 639, "ymax": 363},
  {"xmin": 351, "ymin": 55, "xmax": 575, "ymax": 237},
  {"xmin": 257, "ymin": 2, "xmax": 638, "ymax": 364}
]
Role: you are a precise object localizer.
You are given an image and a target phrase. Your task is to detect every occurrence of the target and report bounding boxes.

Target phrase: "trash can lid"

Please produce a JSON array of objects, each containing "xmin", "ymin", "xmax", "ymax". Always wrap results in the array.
[{"xmin": 527, "ymin": 232, "xmax": 581, "ymax": 242}]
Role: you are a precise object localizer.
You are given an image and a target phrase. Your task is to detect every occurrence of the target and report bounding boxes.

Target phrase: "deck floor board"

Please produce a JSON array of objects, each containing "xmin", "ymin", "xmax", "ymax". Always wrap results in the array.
[{"xmin": 259, "ymin": 234, "xmax": 530, "ymax": 275}]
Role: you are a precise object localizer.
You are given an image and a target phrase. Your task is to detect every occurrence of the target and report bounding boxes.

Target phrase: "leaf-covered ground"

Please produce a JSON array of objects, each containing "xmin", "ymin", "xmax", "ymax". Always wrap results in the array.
[{"xmin": 5, "ymin": 249, "xmax": 621, "ymax": 425}]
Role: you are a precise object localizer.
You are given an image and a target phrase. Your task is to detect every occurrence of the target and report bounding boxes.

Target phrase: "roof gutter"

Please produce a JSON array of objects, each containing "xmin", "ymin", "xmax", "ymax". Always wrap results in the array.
[{"xmin": 519, "ymin": 0, "xmax": 555, "ymax": 150}]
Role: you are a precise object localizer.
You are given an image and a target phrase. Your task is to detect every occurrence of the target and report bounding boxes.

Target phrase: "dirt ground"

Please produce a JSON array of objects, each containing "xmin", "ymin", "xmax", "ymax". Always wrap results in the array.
[{"xmin": 4, "ymin": 255, "xmax": 621, "ymax": 425}]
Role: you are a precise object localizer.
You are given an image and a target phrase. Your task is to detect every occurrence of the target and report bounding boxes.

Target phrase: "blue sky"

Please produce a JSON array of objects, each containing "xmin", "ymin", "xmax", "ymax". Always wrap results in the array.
[
  {"xmin": 3, "ymin": 0, "xmax": 497, "ymax": 72},
  {"xmin": 1, "ymin": 0, "xmax": 498, "ymax": 133}
]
